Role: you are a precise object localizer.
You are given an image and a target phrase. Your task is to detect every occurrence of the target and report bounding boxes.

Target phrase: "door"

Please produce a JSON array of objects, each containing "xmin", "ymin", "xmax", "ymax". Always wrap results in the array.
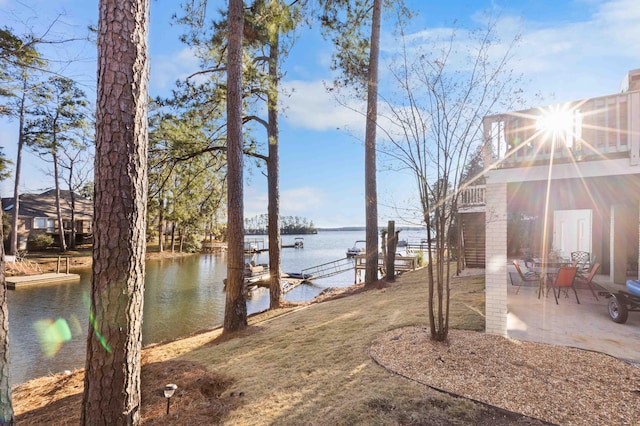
[{"xmin": 553, "ymin": 209, "xmax": 592, "ymax": 258}]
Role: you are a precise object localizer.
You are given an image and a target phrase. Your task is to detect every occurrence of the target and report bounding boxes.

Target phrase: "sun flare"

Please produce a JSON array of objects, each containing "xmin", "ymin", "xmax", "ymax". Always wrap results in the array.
[{"xmin": 535, "ymin": 104, "xmax": 582, "ymax": 148}]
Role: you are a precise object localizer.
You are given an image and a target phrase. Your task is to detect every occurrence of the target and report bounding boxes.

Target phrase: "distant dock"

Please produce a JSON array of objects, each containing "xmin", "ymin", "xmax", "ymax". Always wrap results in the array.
[{"xmin": 7, "ymin": 273, "xmax": 81, "ymax": 289}]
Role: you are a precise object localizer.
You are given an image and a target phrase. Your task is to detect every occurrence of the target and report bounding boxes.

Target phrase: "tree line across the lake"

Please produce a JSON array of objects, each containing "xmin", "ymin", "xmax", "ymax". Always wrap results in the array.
[{"xmin": 244, "ymin": 214, "xmax": 317, "ymax": 235}]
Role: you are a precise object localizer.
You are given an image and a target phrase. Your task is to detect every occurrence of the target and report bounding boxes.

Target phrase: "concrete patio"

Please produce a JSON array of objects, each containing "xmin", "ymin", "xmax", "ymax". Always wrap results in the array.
[{"xmin": 506, "ymin": 267, "xmax": 640, "ymax": 364}]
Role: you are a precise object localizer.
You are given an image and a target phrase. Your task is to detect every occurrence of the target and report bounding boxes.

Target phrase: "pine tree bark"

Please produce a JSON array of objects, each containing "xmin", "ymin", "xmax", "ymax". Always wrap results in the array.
[
  {"xmin": 68, "ymin": 173, "xmax": 77, "ymax": 250},
  {"xmin": 0, "ymin": 223, "xmax": 14, "ymax": 424},
  {"xmin": 52, "ymin": 149, "xmax": 67, "ymax": 252},
  {"xmin": 268, "ymin": 32, "xmax": 282, "ymax": 309},
  {"xmin": 81, "ymin": 0, "xmax": 149, "ymax": 424},
  {"xmin": 364, "ymin": 0, "xmax": 381, "ymax": 285},
  {"xmin": 224, "ymin": 0, "xmax": 248, "ymax": 333},
  {"xmin": 158, "ymin": 191, "xmax": 164, "ymax": 253},
  {"xmin": 10, "ymin": 77, "xmax": 27, "ymax": 255}
]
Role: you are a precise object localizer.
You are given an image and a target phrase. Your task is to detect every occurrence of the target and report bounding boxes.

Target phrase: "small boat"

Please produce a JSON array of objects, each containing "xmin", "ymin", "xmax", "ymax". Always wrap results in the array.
[
  {"xmin": 283, "ymin": 237, "xmax": 305, "ymax": 249},
  {"xmin": 284, "ymin": 272, "xmax": 315, "ymax": 282},
  {"xmin": 346, "ymin": 240, "xmax": 366, "ymax": 257}
]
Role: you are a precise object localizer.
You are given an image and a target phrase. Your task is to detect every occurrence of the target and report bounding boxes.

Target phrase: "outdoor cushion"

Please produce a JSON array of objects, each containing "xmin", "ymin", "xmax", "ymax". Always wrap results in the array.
[{"xmin": 626, "ymin": 280, "xmax": 640, "ymax": 297}]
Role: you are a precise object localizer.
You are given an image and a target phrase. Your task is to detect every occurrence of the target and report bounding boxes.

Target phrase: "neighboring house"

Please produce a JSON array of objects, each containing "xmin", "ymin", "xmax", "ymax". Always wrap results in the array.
[
  {"xmin": 457, "ymin": 68, "xmax": 640, "ymax": 336},
  {"xmin": 2, "ymin": 189, "xmax": 93, "ymax": 249}
]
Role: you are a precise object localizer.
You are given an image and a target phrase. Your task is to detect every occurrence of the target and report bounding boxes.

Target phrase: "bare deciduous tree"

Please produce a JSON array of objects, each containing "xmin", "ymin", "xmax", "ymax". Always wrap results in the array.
[{"xmin": 380, "ymin": 18, "xmax": 524, "ymax": 341}]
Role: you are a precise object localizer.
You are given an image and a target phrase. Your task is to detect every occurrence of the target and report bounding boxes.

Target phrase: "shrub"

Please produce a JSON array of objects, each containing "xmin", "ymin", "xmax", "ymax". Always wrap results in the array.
[
  {"xmin": 28, "ymin": 233, "xmax": 54, "ymax": 251},
  {"xmin": 182, "ymin": 233, "xmax": 202, "ymax": 253}
]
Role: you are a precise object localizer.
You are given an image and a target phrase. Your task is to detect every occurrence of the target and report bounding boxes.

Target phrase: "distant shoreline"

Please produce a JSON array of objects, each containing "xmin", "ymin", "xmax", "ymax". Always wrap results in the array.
[{"xmin": 316, "ymin": 226, "xmax": 424, "ymax": 232}]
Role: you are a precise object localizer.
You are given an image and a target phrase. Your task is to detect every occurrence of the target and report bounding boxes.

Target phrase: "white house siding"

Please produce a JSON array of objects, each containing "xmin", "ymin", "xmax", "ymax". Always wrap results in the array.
[{"xmin": 485, "ymin": 182, "xmax": 508, "ymax": 335}]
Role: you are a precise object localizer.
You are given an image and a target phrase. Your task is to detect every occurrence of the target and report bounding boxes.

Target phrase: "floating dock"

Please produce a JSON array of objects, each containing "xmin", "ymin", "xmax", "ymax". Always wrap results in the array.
[
  {"xmin": 244, "ymin": 272, "xmax": 313, "ymax": 297},
  {"xmin": 7, "ymin": 273, "xmax": 81, "ymax": 289}
]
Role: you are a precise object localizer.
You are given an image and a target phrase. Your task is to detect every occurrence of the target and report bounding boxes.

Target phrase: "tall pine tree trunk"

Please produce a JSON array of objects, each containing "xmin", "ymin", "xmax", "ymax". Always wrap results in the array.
[
  {"xmin": 81, "ymin": 0, "xmax": 149, "ymax": 423},
  {"xmin": 68, "ymin": 166, "xmax": 77, "ymax": 250},
  {"xmin": 10, "ymin": 77, "xmax": 28, "ymax": 255},
  {"xmin": 364, "ymin": 0, "xmax": 381, "ymax": 285},
  {"xmin": 52, "ymin": 149, "xmax": 67, "ymax": 252},
  {"xmin": 268, "ymin": 32, "xmax": 282, "ymax": 309},
  {"xmin": 158, "ymin": 192, "xmax": 164, "ymax": 253},
  {"xmin": 0, "ymin": 223, "xmax": 13, "ymax": 424},
  {"xmin": 224, "ymin": 0, "xmax": 248, "ymax": 333}
]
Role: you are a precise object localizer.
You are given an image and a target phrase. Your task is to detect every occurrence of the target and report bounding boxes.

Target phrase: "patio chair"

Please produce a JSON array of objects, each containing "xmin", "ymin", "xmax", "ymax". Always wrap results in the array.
[
  {"xmin": 570, "ymin": 251, "xmax": 591, "ymax": 273},
  {"xmin": 574, "ymin": 262, "xmax": 600, "ymax": 301},
  {"xmin": 513, "ymin": 260, "xmax": 542, "ymax": 296},
  {"xmin": 549, "ymin": 266, "xmax": 579, "ymax": 305}
]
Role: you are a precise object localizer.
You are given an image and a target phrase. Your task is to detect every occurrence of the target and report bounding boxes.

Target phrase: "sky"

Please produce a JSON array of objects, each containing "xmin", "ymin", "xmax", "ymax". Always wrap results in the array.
[{"xmin": 1, "ymin": 0, "xmax": 640, "ymax": 228}]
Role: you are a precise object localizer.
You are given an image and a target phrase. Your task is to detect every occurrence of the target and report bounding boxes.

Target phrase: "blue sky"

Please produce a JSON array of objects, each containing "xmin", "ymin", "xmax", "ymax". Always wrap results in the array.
[{"xmin": 1, "ymin": 0, "xmax": 639, "ymax": 227}]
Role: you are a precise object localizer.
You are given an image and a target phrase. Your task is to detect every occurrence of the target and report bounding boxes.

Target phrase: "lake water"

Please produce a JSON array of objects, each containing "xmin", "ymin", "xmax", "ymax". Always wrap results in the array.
[{"xmin": 7, "ymin": 229, "xmax": 426, "ymax": 385}]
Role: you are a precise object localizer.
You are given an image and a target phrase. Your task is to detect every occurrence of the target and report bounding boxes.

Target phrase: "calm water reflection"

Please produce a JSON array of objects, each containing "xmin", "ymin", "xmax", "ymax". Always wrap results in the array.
[{"xmin": 7, "ymin": 229, "xmax": 425, "ymax": 385}]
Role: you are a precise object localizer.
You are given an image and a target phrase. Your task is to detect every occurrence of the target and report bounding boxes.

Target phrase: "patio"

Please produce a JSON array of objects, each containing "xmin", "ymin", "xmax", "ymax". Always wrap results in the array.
[{"xmin": 506, "ymin": 264, "xmax": 640, "ymax": 364}]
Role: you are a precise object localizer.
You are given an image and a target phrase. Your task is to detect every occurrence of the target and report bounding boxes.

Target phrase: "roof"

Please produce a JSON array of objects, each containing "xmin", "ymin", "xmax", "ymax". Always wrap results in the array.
[{"xmin": 2, "ymin": 190, "xmax": 93, "ymax": 221}]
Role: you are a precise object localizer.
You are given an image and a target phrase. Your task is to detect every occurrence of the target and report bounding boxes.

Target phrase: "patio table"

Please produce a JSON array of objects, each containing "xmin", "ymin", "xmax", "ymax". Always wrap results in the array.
[
  {"xmin": 530, "ymin": 262, "xmax": 567, "ymax": 299},
  {"xmin": 531, "ymin": 258, "xmax": 572, "ymax": 268}
]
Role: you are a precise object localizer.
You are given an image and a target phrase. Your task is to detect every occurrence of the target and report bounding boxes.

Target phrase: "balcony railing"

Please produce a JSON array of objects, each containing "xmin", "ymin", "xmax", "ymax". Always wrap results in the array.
[
  {"xmin": 484, "ymin": 90, "xmax": 640, "ymax": 168},
  {"xmin": 458, "ymin": 185, "xmax": 485, "ymax": 208}
]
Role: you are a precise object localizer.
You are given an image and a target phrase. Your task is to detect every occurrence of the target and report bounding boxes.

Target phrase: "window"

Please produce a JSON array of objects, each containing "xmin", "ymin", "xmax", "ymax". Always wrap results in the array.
[{"xmin": 33, "ymin": 217, "xmax": 54, "ymax": 231}]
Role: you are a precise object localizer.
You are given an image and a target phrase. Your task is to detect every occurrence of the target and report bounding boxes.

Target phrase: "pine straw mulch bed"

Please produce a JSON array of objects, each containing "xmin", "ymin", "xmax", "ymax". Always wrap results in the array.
[
  {"xmin": 369, "ymin": 326, "xmax": 640, "ymax": 426},
  {"xmin": 14, "ymin": 359, "xmax": 240, "ymax": 425}
]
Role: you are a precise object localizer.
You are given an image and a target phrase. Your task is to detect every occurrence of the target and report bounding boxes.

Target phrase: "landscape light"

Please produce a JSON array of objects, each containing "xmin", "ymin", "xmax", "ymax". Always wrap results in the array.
[{"xmin": 164, "ymin": 383, "xmax": 178, "ymax": 415}]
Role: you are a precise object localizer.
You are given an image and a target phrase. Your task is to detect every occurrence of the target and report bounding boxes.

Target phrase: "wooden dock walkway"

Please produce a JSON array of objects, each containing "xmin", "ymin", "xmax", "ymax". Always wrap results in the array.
[
  {"xmin": 7, "ymin": 273, "xmax": 81, "ymax": 289},
  {"xmin": 353, "ymin": 254, "xmax": 417, "ymax": 283}
]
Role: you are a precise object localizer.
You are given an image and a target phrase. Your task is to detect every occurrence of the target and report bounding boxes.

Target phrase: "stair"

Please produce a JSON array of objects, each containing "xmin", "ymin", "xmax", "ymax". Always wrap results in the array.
[{"xmin": 461, "ymin": 212, "xmax": 485, "ymax": 268}]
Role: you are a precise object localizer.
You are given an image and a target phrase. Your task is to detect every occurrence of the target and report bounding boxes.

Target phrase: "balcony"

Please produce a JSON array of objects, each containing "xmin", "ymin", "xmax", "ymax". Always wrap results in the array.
[
  {"xmin": 483, "ymin": 89, "xmax": 640, "ymax": 169},
  {"xmin": 458, "ymin": 185, "xmax": 485, "ymax": 212}
]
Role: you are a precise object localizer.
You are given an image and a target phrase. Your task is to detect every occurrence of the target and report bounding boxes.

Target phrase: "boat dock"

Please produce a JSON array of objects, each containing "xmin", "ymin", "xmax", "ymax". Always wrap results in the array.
[
  {"xmin": 7, "ymin": 273, "xmax": 81, "ymax": 289},
  {"xmin": 246, "ymin": 273, "xmax": 310, "ymax": 297},
  {"xmin": 244, "ymin": 239, "xmax": 268, "ymax": 254},
  {"xmin": 202, "ymin": 241, "xmax": 228, "ymax": 252},
  {"xmin": 353, "ymin": 254, "xmax": 417, "ymax": 283}
]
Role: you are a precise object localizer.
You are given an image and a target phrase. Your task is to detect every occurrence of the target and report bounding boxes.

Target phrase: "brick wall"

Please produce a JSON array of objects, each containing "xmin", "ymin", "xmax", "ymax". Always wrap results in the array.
[{"xmin": 485, "ymin": 183, "xmax": 508, "ymax": 335}]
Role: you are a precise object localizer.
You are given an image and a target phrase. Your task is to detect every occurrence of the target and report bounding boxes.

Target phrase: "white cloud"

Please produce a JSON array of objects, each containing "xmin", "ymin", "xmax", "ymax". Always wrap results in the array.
[
  {"xmin": 244, "ymin": 186, "xmax": 325, "ymax": 216},
  {"xmin": 512, "ymin": 0, "xmax": 640, "ymax": 99},
  {"xmin": 281, "ymin": 187, "xmax": 325, "ymax": 212},
  {"xmin": 243, "ymin": 186, "xmax": 269, "ymax": 218},
  {"xmin": 150, "ymin": 47, "xmax": 202, "ymax": 93},
  {"xmin": 390, "ymin": 1, "xmax": 640, "ymax": 105},
  {"xmin": 280, "ymin": 80, "xmax": 365, "ymax": 132}
]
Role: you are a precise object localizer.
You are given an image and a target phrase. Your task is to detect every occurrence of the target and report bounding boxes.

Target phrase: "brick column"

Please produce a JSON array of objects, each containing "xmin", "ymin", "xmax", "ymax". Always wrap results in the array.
[{"xmin": 485, "ymin": 182, "xmax": 508, "ymax": 335}]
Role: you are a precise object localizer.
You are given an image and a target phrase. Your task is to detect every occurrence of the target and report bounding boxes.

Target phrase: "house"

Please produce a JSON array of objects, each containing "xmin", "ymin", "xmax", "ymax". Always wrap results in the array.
[
  {"xmin": 2, "ymin": 189, "xmax": 93, "ymax": 249},
  {"xmin": 458, "ymin": 68, "xmax": 640, "ymax": 336}
]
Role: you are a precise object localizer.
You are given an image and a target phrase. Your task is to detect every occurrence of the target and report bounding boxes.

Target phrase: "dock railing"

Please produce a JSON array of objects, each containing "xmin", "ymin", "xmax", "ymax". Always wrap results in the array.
[
  {"xmin": 301, "ymin": 257, "xmax": 355, "ymax": 280},
  {"xmin": 354, "ymin": 254, "xmax": 417, "ymax": 283}
]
